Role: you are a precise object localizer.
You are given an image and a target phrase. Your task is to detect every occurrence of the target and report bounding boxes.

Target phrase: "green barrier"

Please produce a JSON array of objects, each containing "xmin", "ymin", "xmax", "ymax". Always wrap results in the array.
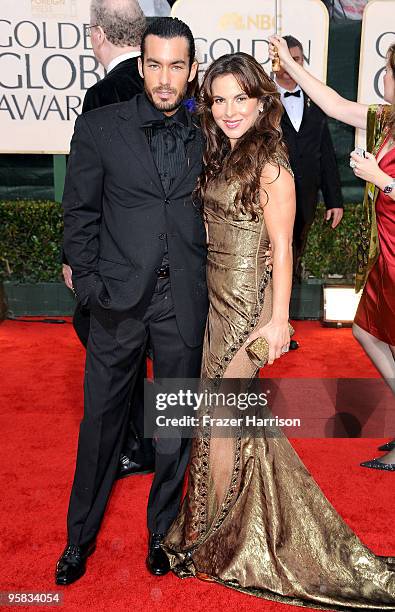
[{"xmin": 0, "ymin": 200, "xmax": 360, "ymax": 283}]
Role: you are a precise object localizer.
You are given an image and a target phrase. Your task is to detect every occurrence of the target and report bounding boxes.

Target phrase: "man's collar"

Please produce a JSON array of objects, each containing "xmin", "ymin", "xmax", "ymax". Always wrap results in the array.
[
  {"xmin": 107, "ymin": 51, "xmax": 140, "ymax": 74},
  {"xmin": 137, "ymin": 94, "xmax": 190, "ymax": 128},
  {"xmin": 275, "ymin": 80, "xmax": 302, "ymax": 96}
]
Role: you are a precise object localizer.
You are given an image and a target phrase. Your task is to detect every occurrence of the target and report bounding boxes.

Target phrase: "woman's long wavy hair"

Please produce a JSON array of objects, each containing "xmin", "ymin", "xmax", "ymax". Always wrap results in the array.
[
  {"xmin": 387, "ymin": 43, "xmax": 395, "ymax": 138},
  {"xmin": 196, "ymin": 52, "xmax": 287, "ymax": 220}
]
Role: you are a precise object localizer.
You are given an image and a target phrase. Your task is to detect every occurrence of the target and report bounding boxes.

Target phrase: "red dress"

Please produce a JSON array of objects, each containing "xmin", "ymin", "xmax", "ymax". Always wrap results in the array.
[{"xmin": 354, "ymin": 136, "xmax": 395, "ymax": 345}]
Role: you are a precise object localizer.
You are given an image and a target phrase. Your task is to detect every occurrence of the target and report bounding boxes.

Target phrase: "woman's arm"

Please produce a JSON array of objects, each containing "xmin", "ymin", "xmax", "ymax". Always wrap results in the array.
[
  {"xmin": 269, "ymin": 35, "xmax": 369, "ymax": 130},
  {"xmin": 247, "ymin": 162, "xmax": 295, "ymax": 365}
]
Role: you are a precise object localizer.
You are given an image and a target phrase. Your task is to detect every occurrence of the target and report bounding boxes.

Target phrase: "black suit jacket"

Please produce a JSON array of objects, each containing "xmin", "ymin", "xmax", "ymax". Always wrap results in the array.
[
  {"xmin": 62, "ymin": 94, "xmax": 208, "ymax": 348},
  {"xmin": 62, "ymin": 57, "xmax": 143, "ymax": 266},
  {"xmin": 82, "ymin": 56, "xmax": 143, "ymax": 113},
  {"xmin": 281, "ymin": 92, "xmax": 343, "ymax": 226}
]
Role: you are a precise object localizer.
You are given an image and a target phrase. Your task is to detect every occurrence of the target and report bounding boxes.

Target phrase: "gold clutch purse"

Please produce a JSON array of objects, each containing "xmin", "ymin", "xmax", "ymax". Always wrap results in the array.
[{"xmin": 245, "ymin": 323, "xmax": 295, "ymax": 368}]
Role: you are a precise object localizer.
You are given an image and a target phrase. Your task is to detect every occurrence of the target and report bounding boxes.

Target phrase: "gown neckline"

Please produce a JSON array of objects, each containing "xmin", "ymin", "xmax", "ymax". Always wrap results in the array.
[{"xmin": 376, "ymin": 132, "xmax": 395, "ymax": 166}]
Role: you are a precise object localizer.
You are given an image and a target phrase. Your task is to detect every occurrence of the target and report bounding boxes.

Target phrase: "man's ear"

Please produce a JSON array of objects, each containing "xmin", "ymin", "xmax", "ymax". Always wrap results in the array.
[
  {"xmin": 138, "ymin": 56, "xmax": 144, "ymax": 79},
  {"xmin": 96, "ymin": 25, "xmax": 106, "ymax": 47},
  {"xmin": 188, "ymin": 59, "xmax": 198, "ymax": 83}
]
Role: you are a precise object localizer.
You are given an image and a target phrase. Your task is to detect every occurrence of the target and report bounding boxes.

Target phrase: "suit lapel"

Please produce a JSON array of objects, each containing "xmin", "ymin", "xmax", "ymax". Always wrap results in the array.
[
  {"xmin": 117, "ymin": 96, "xmax": 202, "ymax": 197},
  {"xmin": 298, "ymin": 92, "xmax": 311, "ymax": 134},
  {"xmin": 281, "ymin": 92, "xmax": 308, "ymax": 135},
  {"xmin": 281, "ymin": 108, "xmax": 294, "ymax": 131},
  {"xmin": 117, "ymin": 98, "xmax": 165, "ymax": 196}
]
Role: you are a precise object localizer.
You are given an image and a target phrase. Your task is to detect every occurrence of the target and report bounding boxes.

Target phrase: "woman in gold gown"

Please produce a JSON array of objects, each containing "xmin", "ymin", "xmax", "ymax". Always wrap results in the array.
[{"xmin": 163, "ymin": 53, "xmax": 395, "ymax": 610}]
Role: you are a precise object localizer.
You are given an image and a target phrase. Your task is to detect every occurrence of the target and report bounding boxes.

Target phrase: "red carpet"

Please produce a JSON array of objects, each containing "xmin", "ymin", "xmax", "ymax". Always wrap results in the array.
[{"xmin": 0, "ymin": 319, "xmax": 394, "ymax": 612}]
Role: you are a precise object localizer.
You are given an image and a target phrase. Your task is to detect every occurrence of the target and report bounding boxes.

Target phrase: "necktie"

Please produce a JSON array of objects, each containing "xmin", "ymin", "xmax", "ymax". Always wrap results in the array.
[{"xmin": 284, "ymin": 90, "xmax": 301, "ymax": 98}]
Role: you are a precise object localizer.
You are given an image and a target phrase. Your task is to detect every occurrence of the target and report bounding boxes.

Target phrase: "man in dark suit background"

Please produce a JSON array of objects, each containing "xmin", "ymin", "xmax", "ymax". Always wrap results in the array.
[
  {"xmin": 275, "ymin": 35, "xmax": 344, "ymax": 281},
  {"xmin": 62, "ymin": 0, "xmax": 154, "ymax": 477},
  {"xmin": 82, "ymin": 0, "xmax": 145, "ymax": 113},
  {"xmin": 56, "ymin": 17, "xmax": 208, "ymax": 585}
]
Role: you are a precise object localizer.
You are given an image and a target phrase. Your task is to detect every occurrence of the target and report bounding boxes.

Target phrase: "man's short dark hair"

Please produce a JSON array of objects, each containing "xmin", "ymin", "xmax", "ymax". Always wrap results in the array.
[
  {"xmin": 283, "ymin": 35, "xmax": 304, "ymax": 55},
  {"xmin": 141, "ymin": 17, "xmax": 195, "ymax": 68}
]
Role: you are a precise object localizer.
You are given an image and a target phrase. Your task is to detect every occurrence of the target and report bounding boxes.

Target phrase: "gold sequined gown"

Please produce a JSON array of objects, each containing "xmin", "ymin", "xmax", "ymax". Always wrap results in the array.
[{"xmin": 163, "ymin": 164, "xmax": 395, "ymax": 611}]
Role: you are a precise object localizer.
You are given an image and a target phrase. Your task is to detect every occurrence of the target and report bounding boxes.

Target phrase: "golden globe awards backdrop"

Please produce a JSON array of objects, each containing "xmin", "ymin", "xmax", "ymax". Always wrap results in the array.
[
  {"xmin": 1, "ymin": 0, "xmax": 329, "ymax": 154},
  {"xmin": 171, "ymin": 0, "xmax": 329, "ymax": 80},
  {"xmin": 0, "ymin": 0, "xmax": 104, "ymax": 153},
  {"xmin": 357, "ymin": 0, "xmax": 395, "ymax": 145}
]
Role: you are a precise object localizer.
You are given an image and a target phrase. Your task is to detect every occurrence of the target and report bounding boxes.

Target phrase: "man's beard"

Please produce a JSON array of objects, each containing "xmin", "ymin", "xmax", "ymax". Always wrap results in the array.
[{"xmin": 145, "ymin": 84, "xmax": 188, "ymax": 113}]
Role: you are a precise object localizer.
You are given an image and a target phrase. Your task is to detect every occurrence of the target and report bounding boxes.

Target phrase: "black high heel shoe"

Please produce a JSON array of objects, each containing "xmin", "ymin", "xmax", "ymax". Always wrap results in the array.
[
  {"xmin": 360, "ymin": 458, "xmax": 395, "ymax": 471},
  {"xmin": 377, "ymin": 439, "xmax": 395, "ymax": 452}
]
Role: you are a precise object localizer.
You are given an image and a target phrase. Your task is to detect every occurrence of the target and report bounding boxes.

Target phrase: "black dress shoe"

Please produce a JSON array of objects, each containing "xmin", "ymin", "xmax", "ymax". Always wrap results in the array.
[
  {"xmin": 116, "ymin": 453, "xmax": 155, "ymax": 479},
  {"xmin": 55, "ymin": 541, "xmax": 96, "ymax": 585},
  {"xmin": 146, "ymin": 533, "xmax": 170, "ymax": 576},
  {"xmin": 289, "ymin": 339, "xmax": 299, "ymax": 350},
  {"xmin": 378, "ymin": 439, "xmax": 395, "ymax": 452},
  {"xmin": 360, "ymin": 458, "xmax": 395, "ymax": 471}
]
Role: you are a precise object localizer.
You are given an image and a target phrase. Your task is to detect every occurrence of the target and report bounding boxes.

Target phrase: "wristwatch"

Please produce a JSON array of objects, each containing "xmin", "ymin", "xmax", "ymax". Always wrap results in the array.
[{"xmin": 383, "ymin": 180, "xmax": 395, "ymax": 194}]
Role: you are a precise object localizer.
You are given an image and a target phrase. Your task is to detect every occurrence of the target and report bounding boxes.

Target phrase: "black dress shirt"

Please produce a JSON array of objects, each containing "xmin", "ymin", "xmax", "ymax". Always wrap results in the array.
[{"xmin": 139, "ymin": 95, "xmax": 195, "ymax": 268}]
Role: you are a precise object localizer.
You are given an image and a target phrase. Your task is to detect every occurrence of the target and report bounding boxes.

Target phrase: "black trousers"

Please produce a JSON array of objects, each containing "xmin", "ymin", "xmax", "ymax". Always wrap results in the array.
[
  {"xmin": 292, "ymin": 190, "xmax": 318, "ymax": 279},
  {"xmin": 72, "ymin": 302, "xmax": 91, "ymax": 348},
  {"xmin": 293, "ymin": 218, "xmax": 313, "ymax": 279},
  {"xmin": 67, "ymin": 277, "xmax": 203, "ymax": 545},
  {"xmin": 72, "ymin": 302, "xmax": 153, "ymax": 462}
]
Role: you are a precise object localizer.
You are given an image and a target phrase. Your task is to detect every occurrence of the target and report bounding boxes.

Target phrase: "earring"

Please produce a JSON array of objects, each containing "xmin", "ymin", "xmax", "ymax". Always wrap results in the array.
[{"xmin": 259, "ymin": 107, "xmax": 263, "ymax": 113}]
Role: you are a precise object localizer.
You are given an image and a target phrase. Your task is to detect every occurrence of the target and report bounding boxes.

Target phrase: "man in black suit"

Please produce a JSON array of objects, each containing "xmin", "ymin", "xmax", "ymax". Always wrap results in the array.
[
  {"xmin": 275, "ymin": 35, "xmax": 344, "ymax": 280},
  {"xmin": 62, "ymin": 0, "xmax": 146, "ymax": 303},
  {"xmin": 62, "ymin": 0, "xmax": 154, "ymax": 477},
  {"xmin": 56, "ymin": 17, "xmax": 208, "ymax": 585}
]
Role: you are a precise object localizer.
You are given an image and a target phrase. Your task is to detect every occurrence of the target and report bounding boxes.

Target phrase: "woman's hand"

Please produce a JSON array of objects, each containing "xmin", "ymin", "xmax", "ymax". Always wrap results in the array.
[
  {"xmin": 268, "ymin": 35, "xmax": 293, "ymax": 69},
  {"xmin": 246, "ymin": 320, "xmax": 291, "ymax": 365},
  {"xmin": 269, "ymin": 37, "xmax": 368, "ymax": 130},
  {"xmin": 350, "ymin": 150, "xmax": 385, "ymax": 185}
]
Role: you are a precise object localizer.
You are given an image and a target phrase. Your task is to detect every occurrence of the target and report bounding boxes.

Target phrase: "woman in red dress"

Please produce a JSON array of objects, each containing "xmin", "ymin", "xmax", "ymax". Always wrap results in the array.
[{"xmin": 269, "ymin": 38, "xmax": 395, "ymax": 470}]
